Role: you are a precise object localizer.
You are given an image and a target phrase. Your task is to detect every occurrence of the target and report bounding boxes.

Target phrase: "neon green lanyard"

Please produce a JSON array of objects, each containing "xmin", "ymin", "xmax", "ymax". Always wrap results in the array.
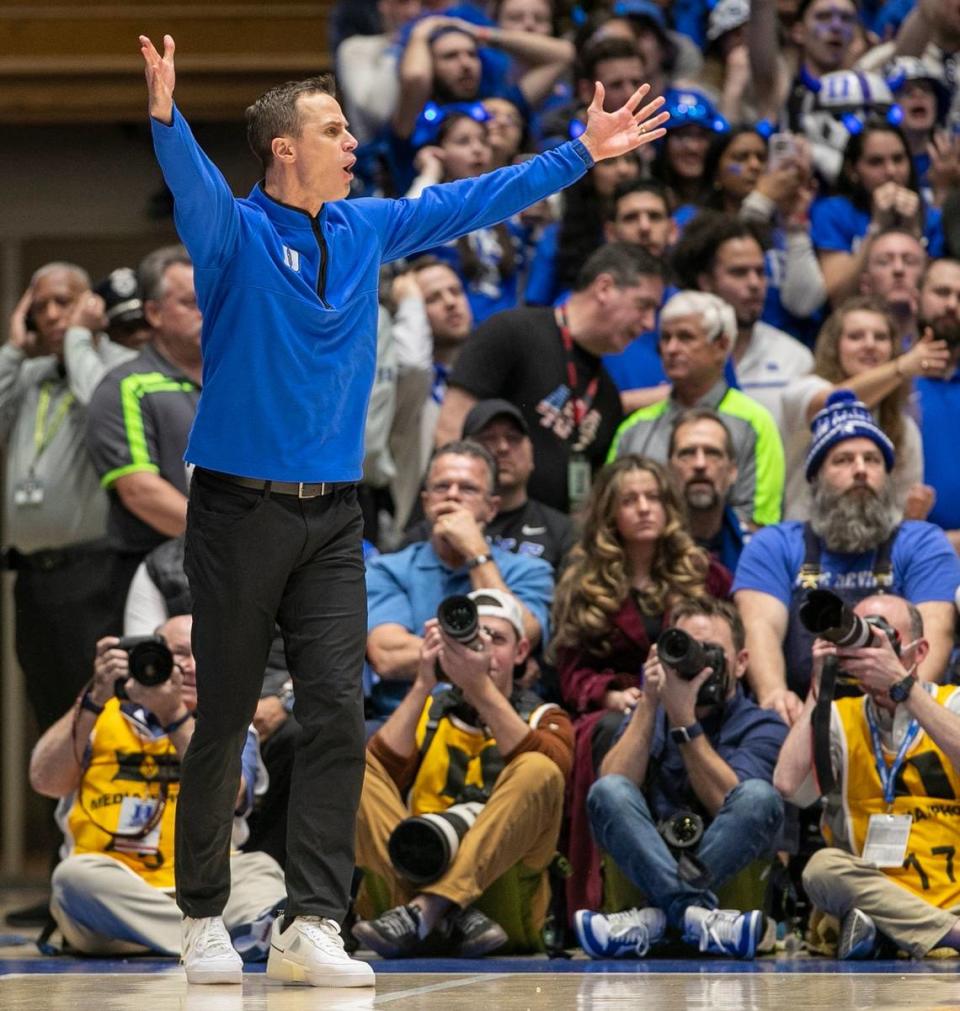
[{"xmin": 32, "ymin": 381, "xmax": 74, "ymax": 467}]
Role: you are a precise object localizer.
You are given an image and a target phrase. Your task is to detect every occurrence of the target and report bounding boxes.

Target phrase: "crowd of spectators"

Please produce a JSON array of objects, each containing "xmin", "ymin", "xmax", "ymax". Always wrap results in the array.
[{"xmin": 9, "ymin": 0, "xmax": 960, "ymax": 968}]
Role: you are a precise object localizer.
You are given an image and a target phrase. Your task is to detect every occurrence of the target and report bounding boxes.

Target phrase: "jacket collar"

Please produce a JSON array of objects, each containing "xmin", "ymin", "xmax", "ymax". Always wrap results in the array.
[{"xmin": 249, "ymin": 182, "xmax": 322, "ymax": 231}]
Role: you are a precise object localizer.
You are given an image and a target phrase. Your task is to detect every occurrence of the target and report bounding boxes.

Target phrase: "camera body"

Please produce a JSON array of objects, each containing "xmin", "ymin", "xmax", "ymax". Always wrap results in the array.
[
  {"xmin": 114, "ymin": 635, "xmax": 174, "ymax": 700},
  {"xmin": 656, "ymin": 627, "xmax": 728, "ymax": 708}
]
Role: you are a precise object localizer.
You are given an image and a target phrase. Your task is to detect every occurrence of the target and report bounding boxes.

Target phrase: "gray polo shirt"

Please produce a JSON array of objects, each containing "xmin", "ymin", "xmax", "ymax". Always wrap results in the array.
[
  {"xmin": 86, "ymin": 343, "xmax": 200, "ymax": 554},
  {"xmin": 0, "ymin": 345, "xmax": 107, "ymax": 552}
]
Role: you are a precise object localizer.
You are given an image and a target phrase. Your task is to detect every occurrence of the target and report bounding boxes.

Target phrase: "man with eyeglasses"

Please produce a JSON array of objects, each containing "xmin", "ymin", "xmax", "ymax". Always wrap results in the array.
[
  {"xmin": 29, "ymin": 614, "xmax": 285, "ymax": 963},
  {"xmin": 366, "ymin": 441, "xmax": 554, "ymax": 715},
  {"xmin": 774, "ymin": 594, "xmax": 960, "ymax": 961}
]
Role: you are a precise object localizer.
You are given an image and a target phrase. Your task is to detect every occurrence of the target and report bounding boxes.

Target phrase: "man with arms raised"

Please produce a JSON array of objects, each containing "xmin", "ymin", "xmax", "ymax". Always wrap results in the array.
[{"xmin": 139, "ymin": 32, "xmax": 667, "ymax": 988}]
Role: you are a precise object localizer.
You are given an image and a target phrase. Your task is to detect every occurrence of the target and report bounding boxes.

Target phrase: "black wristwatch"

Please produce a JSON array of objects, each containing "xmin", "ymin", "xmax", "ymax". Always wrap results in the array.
[
  {"xmin": 669, "ymin": 721, "xmax": 704, "ymax": 745},
  {"xmin": 888, "ymin": 672, "xmax": 918, "ymax": 704}
]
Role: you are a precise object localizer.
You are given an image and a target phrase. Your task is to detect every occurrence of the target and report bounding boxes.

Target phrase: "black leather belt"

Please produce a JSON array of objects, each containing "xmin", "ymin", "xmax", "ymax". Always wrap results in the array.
[{"xmin": 201, "ymin": 469, "xmax": 352, "ymax": 499}]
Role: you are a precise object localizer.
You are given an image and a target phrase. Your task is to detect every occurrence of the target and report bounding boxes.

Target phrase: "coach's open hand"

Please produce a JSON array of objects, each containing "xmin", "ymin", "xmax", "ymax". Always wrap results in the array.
[
  {"xmin": 579, "ymin": 82, "xmax": 669, "ymax": 163},
  {"xmin": 139, "ymin": 33, "xmax": 176, "ymax": 125}
]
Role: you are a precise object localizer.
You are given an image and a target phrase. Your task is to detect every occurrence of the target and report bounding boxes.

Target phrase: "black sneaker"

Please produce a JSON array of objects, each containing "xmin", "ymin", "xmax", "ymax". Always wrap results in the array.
[
  {"xmin": 351, "ymin": 904, "xmax": 424, "ymax": 958},
  {"xmin": 447, "ymin": 906, "xmax": 508, "ymax": 958}
]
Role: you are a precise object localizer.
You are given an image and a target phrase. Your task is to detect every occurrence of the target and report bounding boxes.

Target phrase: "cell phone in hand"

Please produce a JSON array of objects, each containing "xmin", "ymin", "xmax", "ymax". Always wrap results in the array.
[
  {"xmin": 23, "ymin": 306, "xmax": 37, "ymax": 332},
  {"xmin": 768, "ymin": 132, "xmax": 797, "ymax": 172}
]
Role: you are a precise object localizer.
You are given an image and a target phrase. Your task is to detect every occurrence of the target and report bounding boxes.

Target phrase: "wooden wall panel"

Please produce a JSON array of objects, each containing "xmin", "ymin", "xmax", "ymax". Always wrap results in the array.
[{"xmin": 0, "ymin": 2, "xmax": 335, "ymax": 122}]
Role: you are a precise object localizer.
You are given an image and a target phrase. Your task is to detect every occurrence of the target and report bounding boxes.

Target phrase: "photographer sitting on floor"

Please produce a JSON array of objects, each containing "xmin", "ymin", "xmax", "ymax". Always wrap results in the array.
[
  {"xmin": 576, "ymin": 598, "xmax": 787, "ymax": 961},
  {"xmin": 351, "ymin": 589, "xmax": 573, "ymax": 958},
  {"xmin": 774, "ymin": 594, "xmax": 960, "ymax": 960},
  {"xmin": 29, "ymin": 614, "xmax": 285, "ymax": 971}
]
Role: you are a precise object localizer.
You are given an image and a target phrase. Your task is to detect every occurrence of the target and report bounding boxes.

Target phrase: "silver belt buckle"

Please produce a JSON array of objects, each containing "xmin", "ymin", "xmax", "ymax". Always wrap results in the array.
[{"xmin": 298, "ymin": 482, "xmax": 327, "ymax": 499}]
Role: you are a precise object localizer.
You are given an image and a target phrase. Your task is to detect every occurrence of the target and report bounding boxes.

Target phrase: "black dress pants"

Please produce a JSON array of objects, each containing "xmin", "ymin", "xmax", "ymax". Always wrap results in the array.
[{"xmin": 176, "ymin": 468, "xmax": 367, "ymax": 921}]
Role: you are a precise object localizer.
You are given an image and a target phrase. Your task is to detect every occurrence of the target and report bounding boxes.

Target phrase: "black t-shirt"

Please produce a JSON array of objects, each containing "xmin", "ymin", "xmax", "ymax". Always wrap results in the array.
[
  {"xmin": 447, "ymin": 307, "xmax": 623, "ymax": 511},
  {"xmin": 402, "ymin": 497, "xmax": 576, "ymax": 572}
]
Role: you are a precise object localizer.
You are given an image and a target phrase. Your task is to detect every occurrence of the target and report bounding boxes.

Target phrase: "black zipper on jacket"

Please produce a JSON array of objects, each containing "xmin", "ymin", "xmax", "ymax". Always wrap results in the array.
[{"xmin": 311, "ymin": 216, "xmax": 331, "ymax": 309}]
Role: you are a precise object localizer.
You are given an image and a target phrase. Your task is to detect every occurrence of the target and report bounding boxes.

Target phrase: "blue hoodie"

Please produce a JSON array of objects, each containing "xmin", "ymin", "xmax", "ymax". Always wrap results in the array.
[{"xmin": 150, "ymin": 107, "xmax": 593, "ymax": 482}]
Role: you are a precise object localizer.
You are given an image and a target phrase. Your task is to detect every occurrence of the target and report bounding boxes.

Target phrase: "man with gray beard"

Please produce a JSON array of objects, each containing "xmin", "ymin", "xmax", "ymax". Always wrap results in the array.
[
  {"xmin": 733, "ymin": 390, "xmax": 960, "ymax": 727},
  {"xmin": 914, "ymin": 259, "xmax": 960, "ymax": 551}
]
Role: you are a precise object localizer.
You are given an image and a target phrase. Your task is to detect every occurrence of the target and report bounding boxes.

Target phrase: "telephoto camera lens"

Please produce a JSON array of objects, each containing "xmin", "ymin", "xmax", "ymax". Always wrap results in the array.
[
  {"xmin": 436, "ymin": 595, "xmax": 480, "ymax": 644},
  {"xmin": 798, "ymin": 589, "xmax": 873, "ymax": 648},
  {"xmin": 387, "ymin": 802, "xmax": 485, "ymax": 885}
]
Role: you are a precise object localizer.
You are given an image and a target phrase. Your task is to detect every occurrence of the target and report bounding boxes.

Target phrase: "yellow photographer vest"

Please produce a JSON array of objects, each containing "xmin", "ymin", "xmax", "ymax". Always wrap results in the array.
[
  {"xmin": 408, "ymin": 688, "xmax": 558, "ymax": 817},
  {"xmin": 833, "ymin": 686, "xmax": 960, "ymax": 907},
  {"xmin": 66, "ymin": 699, "xmax": 180, "ymax": 889}
]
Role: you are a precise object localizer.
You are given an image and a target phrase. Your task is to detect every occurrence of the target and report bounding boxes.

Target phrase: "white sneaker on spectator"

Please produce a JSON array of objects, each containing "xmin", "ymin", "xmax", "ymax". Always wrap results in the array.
[
  {"xmin": 181, "ymin": 915, "xmax": 243, "ymax": 984},
  {"xmin": 266, "ymin": 915, "xmax": 375, "ymax": 988},
  {"xmin": 682, "ymin": 906, "xmax": 764, "ymax": 960},
  {"xmin": 574, "ymin": 907, "xmax": 667, "ymax": 958}
]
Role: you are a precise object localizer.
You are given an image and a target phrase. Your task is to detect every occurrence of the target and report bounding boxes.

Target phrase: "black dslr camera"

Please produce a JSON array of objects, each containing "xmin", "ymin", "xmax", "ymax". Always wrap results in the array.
[
  {"xmin": 434, "ymin": 595, "xmax": 486, "ymax": 681},
  {"xmin": 657, "ymin": 627, "xmax": 728, "ymax": 708},
  {"xmin": 799, "ymin": 589, "xmax": 901, "ymax": 795},
  {"xmin": 114, "ymin": 635, "xmax": 174, "ymax": 699}
]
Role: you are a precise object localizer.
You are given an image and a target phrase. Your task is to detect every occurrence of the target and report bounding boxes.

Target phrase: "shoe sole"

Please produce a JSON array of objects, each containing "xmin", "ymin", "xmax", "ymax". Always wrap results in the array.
[
  {"xmin": 267, "ymin": 953, "xmax": 375, "ymax": 988},
  {"xmin": 184, "ymin": 967, "xmax": 243, "ymax": 984}
]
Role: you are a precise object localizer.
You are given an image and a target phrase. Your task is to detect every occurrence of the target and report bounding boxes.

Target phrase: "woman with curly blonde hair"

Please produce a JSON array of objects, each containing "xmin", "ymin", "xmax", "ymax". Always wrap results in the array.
[
  {"xmin": 553, "ymin": 455, "xmax": 731, "ymax": 917},
  {"xmin": 780, "ymin": 293, "xmax": 943, "ymax": 520}
]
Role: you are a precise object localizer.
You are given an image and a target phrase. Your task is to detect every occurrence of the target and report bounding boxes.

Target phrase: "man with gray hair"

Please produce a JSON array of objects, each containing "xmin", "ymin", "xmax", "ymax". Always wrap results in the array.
[
  {"xmin": 1, "ymin": 262, "xmax": 138, "ymax": 730},
  {"xmin": 87, "ymin": 244, "xmax": 201, "ymax": 561},
  {"xmin": 608, "ymin": 290, "xmax": 785, "ymax": 529},
  {"xmin": 734, "ymin": 390, "xmax": 960, "ymax": 727}
]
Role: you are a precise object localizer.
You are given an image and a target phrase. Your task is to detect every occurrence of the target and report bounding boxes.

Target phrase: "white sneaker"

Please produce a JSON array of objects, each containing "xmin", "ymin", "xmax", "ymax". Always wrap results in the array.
[
  {"xmin": 574, "ymin": 907, "xmax": 667, "ymax": 958},
  {"xmin": 181, "ymin": 915, "xmax": 243, "ymax": 984},
  {"xmin": 682, "ymin": 906, "xmax": 764, "ymax": 960},
  {"xmin": 266, "ymin": 915, "xmax": 375, "ymax": 988}
]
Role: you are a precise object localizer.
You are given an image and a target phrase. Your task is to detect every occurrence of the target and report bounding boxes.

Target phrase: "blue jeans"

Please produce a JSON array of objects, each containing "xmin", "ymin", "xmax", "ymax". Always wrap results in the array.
[{"xmin": 587, "ymin": 776, "xmax": 784, "ymax": 930}]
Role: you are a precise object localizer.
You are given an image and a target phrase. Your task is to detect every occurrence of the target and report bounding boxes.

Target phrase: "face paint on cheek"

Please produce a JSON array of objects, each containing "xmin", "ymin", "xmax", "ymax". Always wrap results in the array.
[{"xmin": 812, "ymin": 12, "xmax": 854, "ymax": 42}]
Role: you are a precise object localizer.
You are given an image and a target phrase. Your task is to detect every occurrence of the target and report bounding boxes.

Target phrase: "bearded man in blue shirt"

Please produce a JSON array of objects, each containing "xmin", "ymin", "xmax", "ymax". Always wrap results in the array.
[{"xmin": 138, "ymin": 33, "xmax": 669, "ymax": 989}]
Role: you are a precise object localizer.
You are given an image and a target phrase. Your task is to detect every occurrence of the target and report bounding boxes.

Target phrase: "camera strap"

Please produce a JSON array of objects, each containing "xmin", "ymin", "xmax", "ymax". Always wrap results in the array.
[{"xmin": 812, "ymin": 655, "xmax": 838, "ymax": 795}]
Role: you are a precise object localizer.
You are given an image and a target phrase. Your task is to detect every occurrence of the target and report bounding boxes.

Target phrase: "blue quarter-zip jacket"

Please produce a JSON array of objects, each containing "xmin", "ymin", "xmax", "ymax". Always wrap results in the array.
[{"xmin": 151, "ymin": 107, "xmax": 593, "ymax": 482}]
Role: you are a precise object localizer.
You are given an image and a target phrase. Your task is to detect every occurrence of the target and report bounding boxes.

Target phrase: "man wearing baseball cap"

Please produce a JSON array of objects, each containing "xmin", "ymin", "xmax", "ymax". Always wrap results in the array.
[
  {"xmin": 404, "ymin": 399, "xmax": 575, "ymax": 571},
  {"xmin": 352, "ymin": 588, "xmax": 573, "ymax": 958},
  {"xmin": 734, "ymin": 390, "xmax": 960, "ymax": 727}
]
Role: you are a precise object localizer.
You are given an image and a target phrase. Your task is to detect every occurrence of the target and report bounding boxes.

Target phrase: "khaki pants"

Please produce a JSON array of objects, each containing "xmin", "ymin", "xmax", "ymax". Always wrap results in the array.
[
  {"xmin": 356, "ymin": 750, "xmax": 564, "ymax": 929},
  {"xmin": 50, "ymin": 850, "xmax": 285, "ymax": 956},
  {"xmin": 803, "ymin": 847, "xmax": 960, "ymax": 958}
]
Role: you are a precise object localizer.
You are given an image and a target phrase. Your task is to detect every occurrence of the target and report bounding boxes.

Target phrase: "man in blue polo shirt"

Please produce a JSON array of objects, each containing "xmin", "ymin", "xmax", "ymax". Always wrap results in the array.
[
  {"xmin": 366, "ymin": 441, "xmax": 552, "ymax": 717},
  {"xmin": 139, "ymin": 32, "xmax": 668, "ymax": 989},
  {"xmin": 915, "ymin": 258, "xmax": 960, "ymax": 553}
]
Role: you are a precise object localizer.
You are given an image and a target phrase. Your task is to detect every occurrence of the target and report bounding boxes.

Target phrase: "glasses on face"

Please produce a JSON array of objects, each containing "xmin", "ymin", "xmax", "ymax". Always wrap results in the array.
[{"xmin": 426, "ymin": 480, "xmax": 487, "ymax": 499}]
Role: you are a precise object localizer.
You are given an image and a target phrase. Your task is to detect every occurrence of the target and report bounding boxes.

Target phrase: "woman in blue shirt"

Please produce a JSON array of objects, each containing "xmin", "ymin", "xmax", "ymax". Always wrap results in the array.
[{"xmin": 811, "ymin": 121, "xmax": 944, "ymax": 307}]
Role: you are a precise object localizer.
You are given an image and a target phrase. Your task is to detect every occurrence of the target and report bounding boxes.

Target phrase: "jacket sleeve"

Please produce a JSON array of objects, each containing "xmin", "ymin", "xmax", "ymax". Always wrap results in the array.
[
  {"xmin": 367, "ymin": 731, "xmax": 420, "ymax": 794},
  {"xmin": 150, "ymin": 106, "xmax": 242, "ymax": 269},
  {"xmin": 372, "ymin": 139, "xmax": 593, "ymax": 263},
  {"xmin": 557, "ymin": 644, "xmax": 639, "ymax": 715},
  {"xmin": 502, "ymin": 705, "xmax": 575, "ymax": 779}
]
